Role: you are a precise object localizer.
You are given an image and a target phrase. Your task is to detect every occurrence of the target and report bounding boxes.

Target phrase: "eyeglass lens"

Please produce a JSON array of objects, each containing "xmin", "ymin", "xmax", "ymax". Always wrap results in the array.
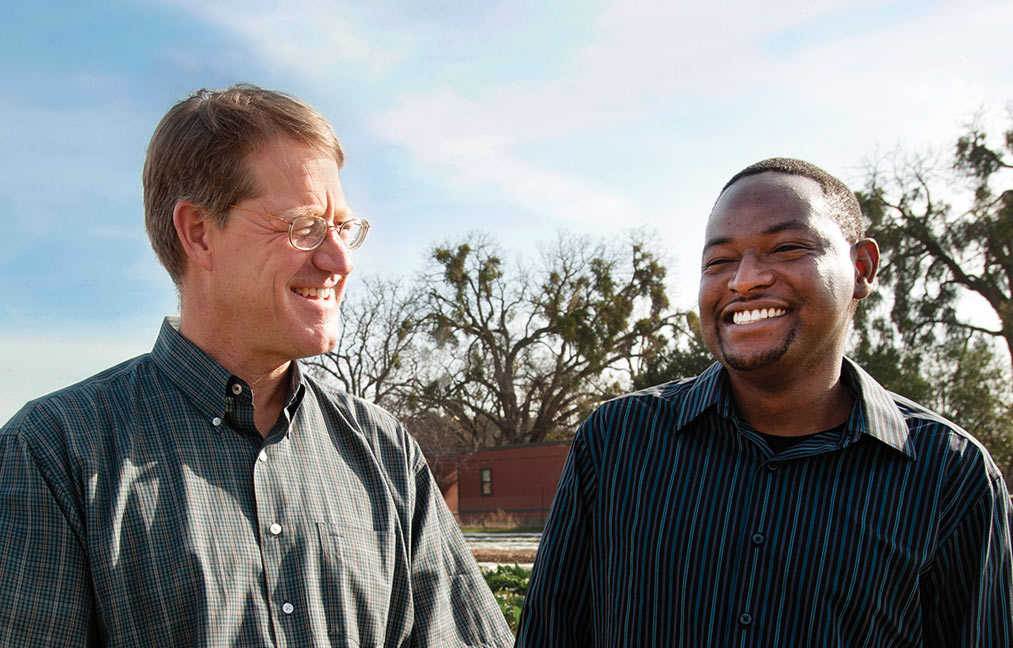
[{"xmin": 291, "ymin": 216, "xmax": 367, "ymax": 250}]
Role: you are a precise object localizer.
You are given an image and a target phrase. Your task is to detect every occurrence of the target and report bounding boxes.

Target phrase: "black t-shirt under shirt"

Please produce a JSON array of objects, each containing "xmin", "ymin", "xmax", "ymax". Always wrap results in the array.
[{"xmin": 757, "ymin": 423, "xmax": 846, "ymax": 455}]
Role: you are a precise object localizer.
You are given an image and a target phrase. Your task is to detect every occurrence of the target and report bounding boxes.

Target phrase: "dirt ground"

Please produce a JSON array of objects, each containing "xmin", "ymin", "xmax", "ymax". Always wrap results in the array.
[{"xmin": 470, "ymin": 548, "xmax": 537, "ymax": 564}]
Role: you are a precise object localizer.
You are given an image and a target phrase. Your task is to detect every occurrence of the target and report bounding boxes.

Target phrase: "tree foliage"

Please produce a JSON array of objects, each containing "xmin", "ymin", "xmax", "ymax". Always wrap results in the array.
[
  {"xmin": 858, "ymin": 109, "xmax": 1013, "ymax": 377},
  {"xmin": 308, "ymin": 231, "xmax": 682, "ymax": 451},
  {"xmin": 852, "ymin": 108, "xmax": 1013, "ymax": 479},
  {"xmin": 414, "ymin": 232, "xmax": 677, "ymax": 447},
  {"xmin": 631, "ymin": 310, "xmax": 715, "ymax": 390},
  {"xmin": 851, "ymin": 310, "xmax": 1013, "ymax": 479}
]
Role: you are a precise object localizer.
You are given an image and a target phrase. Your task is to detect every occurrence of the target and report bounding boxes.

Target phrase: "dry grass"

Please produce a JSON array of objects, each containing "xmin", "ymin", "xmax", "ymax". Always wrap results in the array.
[{"xmin": 460, "ymin": 509, "xmax": 541, "ymax": 531}]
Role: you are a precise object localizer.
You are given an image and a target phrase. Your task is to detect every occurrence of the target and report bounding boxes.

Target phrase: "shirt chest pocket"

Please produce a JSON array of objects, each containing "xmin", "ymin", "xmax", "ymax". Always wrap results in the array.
[{"xmin": 317, "ymin": 522, "xmax": 395, "ymax": 647}]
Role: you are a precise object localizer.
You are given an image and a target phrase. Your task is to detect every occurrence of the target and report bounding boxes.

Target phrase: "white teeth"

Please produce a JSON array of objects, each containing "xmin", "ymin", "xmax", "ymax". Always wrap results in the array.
[
  {"xmin": 732, "ymin": 307, "xmax": 786, "ymax": 325},
  {"xmin": 294, "ymin": 287, "xmax": 332, "ymax": 299}
]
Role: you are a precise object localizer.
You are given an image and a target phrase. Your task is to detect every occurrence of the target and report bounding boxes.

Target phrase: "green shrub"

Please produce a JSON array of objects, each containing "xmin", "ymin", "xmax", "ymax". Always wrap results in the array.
[{"xmin": 481, "ymin": 563, "xmax": 531, "ymax": 634}]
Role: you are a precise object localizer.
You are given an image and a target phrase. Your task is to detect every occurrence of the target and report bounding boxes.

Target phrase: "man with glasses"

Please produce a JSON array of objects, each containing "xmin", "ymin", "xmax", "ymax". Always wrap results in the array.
[{"xmin": 0, "ymin": 85, "xmax": 512, "ymax": 647}]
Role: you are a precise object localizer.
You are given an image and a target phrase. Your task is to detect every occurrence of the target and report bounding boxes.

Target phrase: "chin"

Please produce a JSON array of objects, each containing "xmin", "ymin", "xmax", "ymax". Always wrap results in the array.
[
  {"xmin": 304, "ymin": 337, "xmax": 338, "ymax": 359},
  {"xmin": 721, "ymin": 349, "xmax": 787, "ymax": 372},
  {"xmin": 718, "ymin": 333, "xmax": 795, "ymax": 372},
  {"xmin": 287, "ymin": 328, "xmax": 339, "ymax": 360}
]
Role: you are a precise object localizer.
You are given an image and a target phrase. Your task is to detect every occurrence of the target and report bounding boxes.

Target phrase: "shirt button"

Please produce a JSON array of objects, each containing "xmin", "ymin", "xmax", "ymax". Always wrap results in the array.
[
  {"xmin": 258, "ymin": 450, "xmax": 268, "ymax": 462},
  {"xmin": 211, "ymin": 417, "xmax": 222, "ymax": 427},
  {"xmin": 751, "ymin": 533, "xmax": 765, "ymax": 545},
  {"xmin": 282, "ymin": 602, "xmax": 294, "ymax": 615},
  {"xmin": 739, "ymin": 613, "xmax": 752, "ymax": 626},
  {"xmin": 766, "ymin": 462, "xmax": 779, "ymax": 472},
  {"xmin": 269, "ymin": 523, "xmax": 283, "ymax": 535},
  {"xmin": 231, "ymin": 383, "xmax": 243, "ymax": 395}
]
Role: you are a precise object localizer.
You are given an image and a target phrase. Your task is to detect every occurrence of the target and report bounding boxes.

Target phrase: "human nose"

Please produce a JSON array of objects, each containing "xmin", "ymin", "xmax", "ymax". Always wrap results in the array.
[
  {"xmin": 312, "ymin": 228, "xmax": 355, "ymax": 276},
  {"xmin": 727, "ymin": 253, "xmax": 772, "ymax": 294}
]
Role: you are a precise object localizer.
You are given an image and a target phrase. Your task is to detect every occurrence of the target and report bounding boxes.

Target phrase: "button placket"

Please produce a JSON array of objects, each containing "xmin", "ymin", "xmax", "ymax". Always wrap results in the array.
[
  {"xmin": 734, "ymin": 459, "xmax": 776, "ymax": 635},
  {"xmin": 253, "ymin": 439, "xmax": 291, "ymax": 637}
]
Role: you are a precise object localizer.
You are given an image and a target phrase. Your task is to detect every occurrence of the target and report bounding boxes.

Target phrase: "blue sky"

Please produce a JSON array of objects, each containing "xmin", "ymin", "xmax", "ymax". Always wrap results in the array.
[{"xmin": 2, "ymin": 0, "xmax": 1011, "ymax": 420}]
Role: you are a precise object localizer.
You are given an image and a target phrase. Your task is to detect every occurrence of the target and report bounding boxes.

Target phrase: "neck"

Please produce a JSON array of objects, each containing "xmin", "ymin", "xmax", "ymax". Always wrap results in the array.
[
  {"xmin": 178, "ymin": 298, "xmax": 292, "ymax": 439},
  {"xmin": 239, "ymin": 365, "xmax": 292, "ymax": 439},
  {"xmin": 726, "ymin": 359, "xmax": 853, "ymax": 437}
]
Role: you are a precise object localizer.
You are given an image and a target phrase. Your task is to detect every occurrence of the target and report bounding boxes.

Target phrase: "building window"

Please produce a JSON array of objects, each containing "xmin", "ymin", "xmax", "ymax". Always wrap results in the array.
[{"xmin": 480, "ymin": 468, "xmax": 492, "ymax": 496}]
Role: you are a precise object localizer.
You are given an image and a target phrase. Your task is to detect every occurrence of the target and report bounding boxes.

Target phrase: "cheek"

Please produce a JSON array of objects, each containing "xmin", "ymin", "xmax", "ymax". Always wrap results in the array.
[
  {"xmin": 815, "ymin": 263, "xmax": 856, "ymax": 304},
  {"xmin": 696, "ymin": 291, "xmax": 719, "ymax": 344},
  {"xmin": 698, "ymin": 276, "xmax": 719, "ymax": 308},
  {"xmin": 697, "ymin": 277, "xmax": 721, "ymax": 319}
]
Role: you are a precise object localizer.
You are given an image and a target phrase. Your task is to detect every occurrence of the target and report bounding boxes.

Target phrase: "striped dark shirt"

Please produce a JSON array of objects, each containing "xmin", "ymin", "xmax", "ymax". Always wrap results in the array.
[
  {"xmin": 517, "ymin": 360, "xmax": 1013, "ymax": 647},
  {"xmin": 0, "ymin": 318, "xmax": 512, "ymax": 647}
]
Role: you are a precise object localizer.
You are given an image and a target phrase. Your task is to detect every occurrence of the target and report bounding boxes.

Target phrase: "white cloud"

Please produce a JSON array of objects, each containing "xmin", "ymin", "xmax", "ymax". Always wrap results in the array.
[
  {"xmin": 748, "ymin": 0, "xmax": 1013, "ymax": 150},
  {"xmin": 372, "ymin": 90, "xmax": 639, "ymax": 224},
  {"xmin": 162, "ymin": 0, "xmax": 404, "ymax": 78},
  {"xmin": 369, "ymin": 0, "xmax": 1012, "ymax": 185}
]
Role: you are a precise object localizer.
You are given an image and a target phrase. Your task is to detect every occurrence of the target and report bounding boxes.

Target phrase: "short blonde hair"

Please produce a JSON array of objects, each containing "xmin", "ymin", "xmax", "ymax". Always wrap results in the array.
[{"xmin": 143, "ymin": 84, "xmax": 344, "ymax": 284}]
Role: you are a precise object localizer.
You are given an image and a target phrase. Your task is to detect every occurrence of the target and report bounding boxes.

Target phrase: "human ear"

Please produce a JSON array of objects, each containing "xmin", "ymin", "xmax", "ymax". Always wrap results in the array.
[
  {"xmin": 852, "ymin": 238, "xmax": 879, "ymax": 300},
  {"xmin": 172, "ymin": 201, "xmax": 215, "ymax": 272}
]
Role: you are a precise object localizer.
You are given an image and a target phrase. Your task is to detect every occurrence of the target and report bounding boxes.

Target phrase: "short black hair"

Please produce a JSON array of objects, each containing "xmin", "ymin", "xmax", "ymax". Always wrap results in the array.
[{"xmin": 719, "ymin": 157, "xmax": 865, "ymax": 243}]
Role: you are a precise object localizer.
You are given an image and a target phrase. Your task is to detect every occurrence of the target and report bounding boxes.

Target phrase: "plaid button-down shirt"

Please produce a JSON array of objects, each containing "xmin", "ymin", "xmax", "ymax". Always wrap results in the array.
[{"xmin": 0, "ymin": 318, "xmax": 512, "ymax": 647}]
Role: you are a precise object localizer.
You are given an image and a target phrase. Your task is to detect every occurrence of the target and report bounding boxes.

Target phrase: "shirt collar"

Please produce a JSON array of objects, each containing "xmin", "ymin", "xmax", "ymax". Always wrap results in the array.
[
  {"xmin": 671, "ymin": 361, "xmax": 729, "ymax": 431},
  {"xmin": 839, "ymin": 357, "xmax": 914, "ymax": 458},
  {"xmin": 670, "ymin": 357, "xmax": 914, "ymax": 459},
  {"xmin": 151, "ymin": 317, "xmax": 234, "ymax": 422},
  {"xmin": 150, "ymin": 317, "xmax": 307, "ymax": 431}
]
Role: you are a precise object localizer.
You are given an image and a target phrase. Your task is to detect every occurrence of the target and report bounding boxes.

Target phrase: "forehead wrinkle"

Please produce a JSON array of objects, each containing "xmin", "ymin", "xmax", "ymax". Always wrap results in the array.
[{"xmin": 280, "ymin": 203, "xmax": 354, "ymax": 223}]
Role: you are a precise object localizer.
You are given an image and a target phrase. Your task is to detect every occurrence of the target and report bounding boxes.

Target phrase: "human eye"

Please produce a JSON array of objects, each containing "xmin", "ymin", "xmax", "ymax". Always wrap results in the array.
[
  {"xmin": 291, "ymin": 215, "xmax": 326, "ymax": 245},
  {"xmin": 702, "ymin": 256, "xmax": 735, "ymax": 273},
  {"xmin": 771, "ymin": 240, "xmax": 813, "ymax": 256}
]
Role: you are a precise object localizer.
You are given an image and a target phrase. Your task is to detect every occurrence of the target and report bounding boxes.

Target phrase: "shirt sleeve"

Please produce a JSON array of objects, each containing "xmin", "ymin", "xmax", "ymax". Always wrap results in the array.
[
  {"xmin": 515, "ymin": 430, "xmax": 595, "ymax": 647},
  {"xmin": 921, "ymin": 464, "xmax": 1013, "ymax": 647},
  {"xmin": 0, "ymin": 426, "xmax": 97, "ymax": 645},
  {"xmin": 404, "ymin": 436, "xmax": 514, "ymax": 647}
]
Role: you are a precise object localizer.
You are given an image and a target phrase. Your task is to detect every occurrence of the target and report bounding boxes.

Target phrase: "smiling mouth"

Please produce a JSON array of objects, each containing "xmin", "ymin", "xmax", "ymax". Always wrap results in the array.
[
  {"xmin": 293, "ymin": 287, "xmax": 333, "ymax": 300},
  {"xmin": 731, "ymin": 307, "xmax": 786, "ymax": 325}
]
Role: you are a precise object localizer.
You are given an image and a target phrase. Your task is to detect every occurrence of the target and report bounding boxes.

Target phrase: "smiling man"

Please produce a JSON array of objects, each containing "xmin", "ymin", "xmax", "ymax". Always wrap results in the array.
[
  {"xmin": 0, "ymin": 85, "xmax": 512, "ymax": 647},
  {"xmin": 517, "ymin": 158, "xmax": 1013, "ymax": 647}
]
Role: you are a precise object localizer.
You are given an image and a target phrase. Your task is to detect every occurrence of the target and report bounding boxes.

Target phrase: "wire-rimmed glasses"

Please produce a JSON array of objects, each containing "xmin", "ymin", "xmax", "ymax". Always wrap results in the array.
[{"xmin": 230, "ymin": 204, "xmax": 370, "ymax": 251}]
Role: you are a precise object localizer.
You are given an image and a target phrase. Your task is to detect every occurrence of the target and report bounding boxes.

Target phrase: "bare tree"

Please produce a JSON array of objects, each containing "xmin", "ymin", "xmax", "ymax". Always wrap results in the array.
[
  {"xmin": 303, "ymin": 276, "xmax": 424, "ymax": 413},
  {"xmin": 859, "ymin": 108, "xmax": 1013, "ymax": 378},
  {"xmin": 413, "ymin": 231, "xmax": 678, "ymax": 446}
]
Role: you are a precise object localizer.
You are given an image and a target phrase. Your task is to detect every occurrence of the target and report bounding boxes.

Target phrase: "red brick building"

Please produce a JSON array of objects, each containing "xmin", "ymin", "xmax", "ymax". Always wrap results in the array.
[{"xmin": 434, "ymin": 442, "xmax": 571, "ymax": 527}]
